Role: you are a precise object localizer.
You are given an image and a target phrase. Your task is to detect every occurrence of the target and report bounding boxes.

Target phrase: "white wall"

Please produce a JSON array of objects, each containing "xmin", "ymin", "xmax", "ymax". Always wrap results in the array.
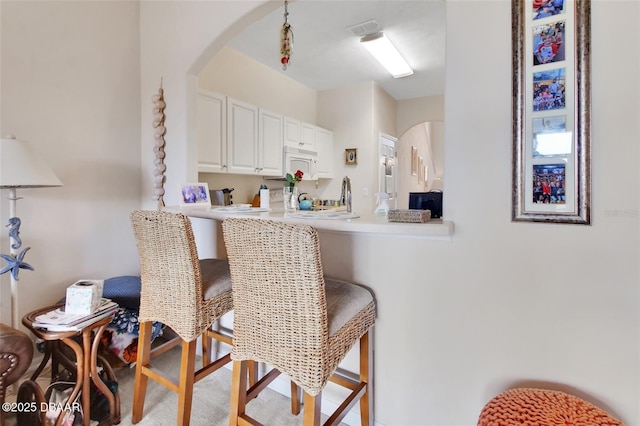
[
  {"xmin": 317, "ymin": 82, "xmax": 376, "ymax": 214},
  {"xmin": 443, "ymin": 1, "xmax": 639, "ymax": 424},
  {"xmin": 199, "ymin": 46, "xmax": 317, "ymax": 124},
  {"xmin": 0, "ymin": 1, "xmax": 142, "ymax": 326},
  {"xmin": 397, "ymin": 94, "xmax": 445, "ymax": 136}
]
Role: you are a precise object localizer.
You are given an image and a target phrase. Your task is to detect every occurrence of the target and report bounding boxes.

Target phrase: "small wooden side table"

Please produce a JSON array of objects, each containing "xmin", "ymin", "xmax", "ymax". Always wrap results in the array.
[{"xmin": 22, "ymin": 305, "xmax": 121, "ymax": 426}]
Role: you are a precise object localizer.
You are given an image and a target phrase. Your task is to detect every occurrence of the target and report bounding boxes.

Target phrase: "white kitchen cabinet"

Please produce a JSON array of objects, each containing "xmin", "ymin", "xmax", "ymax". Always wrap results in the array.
[
  {"xmin": 197, "ymin": 90, "xmax": 227, "ymax": 173},
  {"xmin": 284, "ymin": 117, "xmax": 301, "ymax": 148},
  {"xmin": 301, "ymin": 122, "xmax": 316, "ymax": 150},
  {"xmin": 284, "ymin": 117, "xmax": 316, "ymax": 151},
  {"xmin": 197, "ymin": 93, "xmax": 329, "ymax": 179},
  {"xmin": 315, "ymin": 127, "xmax": 334, "ymax": 178},
  {"xmin": 226, "ymin": 99, "xmax": 283, "ymax": 176},
  {"xmin": 258, "ymin": 108, "xmax": 284, "ymax": 176},
  {"xmin": 227, "ymin": 97, "xmax": 258, "ymax": 174}
]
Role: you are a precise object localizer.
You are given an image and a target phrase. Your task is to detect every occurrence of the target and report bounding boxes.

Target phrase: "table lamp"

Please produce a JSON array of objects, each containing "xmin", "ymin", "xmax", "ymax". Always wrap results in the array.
[{"xmin": 0, "ymin": 135, "xmax": 62, "ymax": 327}]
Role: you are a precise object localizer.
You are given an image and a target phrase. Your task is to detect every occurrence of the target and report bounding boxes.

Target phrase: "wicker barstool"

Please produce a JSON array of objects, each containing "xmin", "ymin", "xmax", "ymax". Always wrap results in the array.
[
  {"xmin": 129, "ymin": 210, "xmax": 234, "ymax": 426},
  {"xmin": 478, "ymin": 388, "xmax": 622, "ymax": 425},
  {"xmin": 222, "ymin": 218, "xmax": 376, "ymax": 426}
]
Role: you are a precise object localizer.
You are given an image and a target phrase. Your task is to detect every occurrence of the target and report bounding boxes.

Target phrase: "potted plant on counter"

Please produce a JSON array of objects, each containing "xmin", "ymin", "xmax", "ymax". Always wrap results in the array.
[
  {"xmin": 284, "ymin": 170, "xmax": 303, "ymax": 211},
  {"xmin": 285, "ymin": 170, "xmax": 303, "ymax": 188}
]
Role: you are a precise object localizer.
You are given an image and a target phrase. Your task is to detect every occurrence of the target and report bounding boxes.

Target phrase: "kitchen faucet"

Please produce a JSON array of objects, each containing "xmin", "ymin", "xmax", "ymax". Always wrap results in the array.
[{"xmin": 340, "ymin": 176, "xmax": 352, "ymax": 213}]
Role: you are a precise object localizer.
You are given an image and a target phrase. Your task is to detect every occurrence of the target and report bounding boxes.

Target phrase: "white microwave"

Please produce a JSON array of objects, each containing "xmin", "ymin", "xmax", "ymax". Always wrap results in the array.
[{"xmin": 282, "ymin": 146, "xmax": 318, "ymax": 181}]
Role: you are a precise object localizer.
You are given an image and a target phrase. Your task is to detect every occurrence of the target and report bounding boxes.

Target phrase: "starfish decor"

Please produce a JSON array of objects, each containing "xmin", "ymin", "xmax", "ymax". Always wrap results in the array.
[
  {"xmin": 1, "ymin": 217, "xmax": 34, "ymax": 280},
  {"xmin": 0, "ymin": 247, "xmax": 34, "ymax": 281}
]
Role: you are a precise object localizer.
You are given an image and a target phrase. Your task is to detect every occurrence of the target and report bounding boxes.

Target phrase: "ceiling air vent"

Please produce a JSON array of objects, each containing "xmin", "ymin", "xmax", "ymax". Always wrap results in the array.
[{"xmin": 347, "ymin": 19, "xmax": 381, "ymax": 37}]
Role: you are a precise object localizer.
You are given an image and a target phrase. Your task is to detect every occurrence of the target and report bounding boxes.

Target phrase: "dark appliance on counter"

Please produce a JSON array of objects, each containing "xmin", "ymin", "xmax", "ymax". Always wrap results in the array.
[
  {"xmin": 210, "ymin": 188, "xmax": 234, "ymax": 206},
  {"xmin": 409, "ymin": 191, "xmax": 443, "ymax": 218}
]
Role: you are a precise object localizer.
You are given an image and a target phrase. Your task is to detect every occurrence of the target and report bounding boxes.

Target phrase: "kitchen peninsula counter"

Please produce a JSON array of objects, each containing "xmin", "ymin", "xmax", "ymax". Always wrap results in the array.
[
  {"xmin": 162, "ymin": 205, "xmax": 453, "ymax": 424},
  {"xmin": 164, "ymin": 206, "xmax": 454, "ymax": 239}
]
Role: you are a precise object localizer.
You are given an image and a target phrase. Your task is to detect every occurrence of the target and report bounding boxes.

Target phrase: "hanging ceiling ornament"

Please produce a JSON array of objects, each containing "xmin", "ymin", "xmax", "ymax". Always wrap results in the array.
[{"xmin": 280, "ymin": 0, "xmax": 293, "ymax": 70}]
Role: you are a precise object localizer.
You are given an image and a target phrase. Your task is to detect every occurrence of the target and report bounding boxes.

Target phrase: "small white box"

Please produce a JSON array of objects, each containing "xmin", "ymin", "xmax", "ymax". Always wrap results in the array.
[
  {"xmin": 260, "ymin": 189, "xmax": 270, "ymax": 209},
  {"xmin": 65, "ymin": 279, "xmax": 104, "ymax": 315}
]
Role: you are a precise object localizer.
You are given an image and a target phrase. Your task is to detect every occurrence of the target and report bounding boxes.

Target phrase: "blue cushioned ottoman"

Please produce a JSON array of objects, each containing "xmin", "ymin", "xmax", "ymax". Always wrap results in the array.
[{"xmin": 102, "ymin": 275, "xmax": 142, "ymax": 310}]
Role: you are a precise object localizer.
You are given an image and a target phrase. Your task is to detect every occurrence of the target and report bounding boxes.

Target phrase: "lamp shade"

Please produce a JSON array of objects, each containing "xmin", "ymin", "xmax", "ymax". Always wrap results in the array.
[{"xmin": 0, "ymin": 135, "xmax": 62, "ymax": 188}]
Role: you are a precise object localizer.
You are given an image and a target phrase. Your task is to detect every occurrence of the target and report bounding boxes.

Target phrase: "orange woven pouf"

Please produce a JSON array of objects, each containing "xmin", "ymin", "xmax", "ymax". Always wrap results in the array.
[{"xmin": 478, "ymin": 388, "xmax": 623, "ymax": 426}]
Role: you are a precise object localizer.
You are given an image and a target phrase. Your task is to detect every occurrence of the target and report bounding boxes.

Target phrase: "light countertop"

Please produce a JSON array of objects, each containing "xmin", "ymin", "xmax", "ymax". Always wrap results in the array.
[{"xmin": 164, "ymin": 206, "xmax": 454, "ymax": 239}]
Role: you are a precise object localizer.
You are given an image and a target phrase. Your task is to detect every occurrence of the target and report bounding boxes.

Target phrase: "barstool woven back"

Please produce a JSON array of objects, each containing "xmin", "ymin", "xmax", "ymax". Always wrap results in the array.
[
  {"xmin": 131, "ymin": 210, "xmax": 232, "ymax": 341},
  {"xmin": 223, "ymin": 218, "xmax": 376, "ymax": 425},
  {"xmin": 129, "ymin": 210, "xmax": 233, "ymax": 426},
  {"xmin": 225, "ymin": 218, "xmax": 328, "ymax": 392},
  {"xmin": 478, "ymin": 388, "xmax": 623, "ymax": 426}
]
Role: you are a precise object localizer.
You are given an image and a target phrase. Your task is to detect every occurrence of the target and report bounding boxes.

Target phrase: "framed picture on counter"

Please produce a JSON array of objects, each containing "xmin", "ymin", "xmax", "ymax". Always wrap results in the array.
[{"xmin": 179, "ymin": 182, "xmax": 211, "ymax": 207}]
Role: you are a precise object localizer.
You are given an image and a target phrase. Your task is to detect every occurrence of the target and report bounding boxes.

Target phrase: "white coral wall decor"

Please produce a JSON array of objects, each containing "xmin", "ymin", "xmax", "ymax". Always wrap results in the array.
[{"xmin": 152, "ymin": 82, "xmax": 167, "ymax": 209}]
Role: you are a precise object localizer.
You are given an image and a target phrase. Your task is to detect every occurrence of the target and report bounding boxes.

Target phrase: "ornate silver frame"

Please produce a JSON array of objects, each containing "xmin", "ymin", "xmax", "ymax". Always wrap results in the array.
[{"xmin": 512, "ymin": 0, "xmax": 591, "ymax": 224}]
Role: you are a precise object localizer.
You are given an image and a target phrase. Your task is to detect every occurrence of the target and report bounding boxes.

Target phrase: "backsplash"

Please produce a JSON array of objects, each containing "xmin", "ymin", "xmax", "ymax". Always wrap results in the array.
[{"xmin": 199, "ymin": 172, "xmax": 332, "ymax": 206}]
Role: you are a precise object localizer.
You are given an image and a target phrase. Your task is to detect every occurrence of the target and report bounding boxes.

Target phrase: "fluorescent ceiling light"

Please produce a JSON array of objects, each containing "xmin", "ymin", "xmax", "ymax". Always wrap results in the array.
[{"xmin": 360, "ymin": 32, "xmax": 413, "ymax": 78}]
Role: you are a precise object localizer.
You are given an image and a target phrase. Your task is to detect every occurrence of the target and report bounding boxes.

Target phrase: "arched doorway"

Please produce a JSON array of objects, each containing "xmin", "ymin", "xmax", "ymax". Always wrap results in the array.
[{"xmin": 396, "ymin": 121, "xmax": 444, "ymax": 209}]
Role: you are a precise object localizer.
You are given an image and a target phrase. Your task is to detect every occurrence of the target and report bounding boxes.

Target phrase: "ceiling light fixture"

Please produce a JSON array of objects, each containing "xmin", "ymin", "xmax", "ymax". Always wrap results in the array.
[{"xmin": 360, "ymin": 32, "xmax": 413, "ymax": 78}]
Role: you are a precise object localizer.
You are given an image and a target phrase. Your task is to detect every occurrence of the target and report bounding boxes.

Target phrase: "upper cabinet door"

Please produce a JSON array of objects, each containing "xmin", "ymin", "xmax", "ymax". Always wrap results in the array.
[
  {"xmin": 197, "ymin": 90, "xmax": 227, "ymax": 173},
  {"xmin": 284, "ymin": 117, "xmax": 317, "ymax": 151},
  {"xmin": 227, "ymin": 98, "xmax": 258, "ymax": 174},
  {"xmin": 315, "ymin": 127, "xmax": 334, "ymax": 178},
  {"xmin": 300, "ymin": 123, "xmax": 316, "ymax": 151},
  {"xmin": 284, "ymin": 117, "xmax": 301, "ymax": 149},
  {"xmin": 258, "ymin": 108, "xmax": 284, "ymax": 176}
]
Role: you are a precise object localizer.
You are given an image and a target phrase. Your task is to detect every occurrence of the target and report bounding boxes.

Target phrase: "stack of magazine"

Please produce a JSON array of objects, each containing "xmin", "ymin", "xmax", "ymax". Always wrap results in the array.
[{"xmin": 32, "ymin": 298, "xmax": 119, "ymax": 331}]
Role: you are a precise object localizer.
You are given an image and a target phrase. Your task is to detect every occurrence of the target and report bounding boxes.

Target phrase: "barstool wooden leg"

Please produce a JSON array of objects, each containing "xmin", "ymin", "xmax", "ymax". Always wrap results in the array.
[
  {"xmin": 132, "ymin": 321, "xmax": 152, "ymax": 424},
  {"xmin": 291, "ymin": 381, "xmax": 302, "ymax": 415},
  {"xmin": 229, "ymin": 360, "xmax": 248, "ymax": 426},
  {"xmin": 303, "ymin": 392, "xmax": 321, "ymax": 426},
  {"xmin": 248, "ymin": 360, "xmax": 258, "ymax": 387},
  {"xmin": 201, "ymin": 333, "xmax": 212, "ymax": 367},
  {"xmin": 360, "ymin": 329, "xmax": 373, "ymax": 426},
  {"xmin": 177, "ymin": 340, "xmax": 197, "ymax": 426}
]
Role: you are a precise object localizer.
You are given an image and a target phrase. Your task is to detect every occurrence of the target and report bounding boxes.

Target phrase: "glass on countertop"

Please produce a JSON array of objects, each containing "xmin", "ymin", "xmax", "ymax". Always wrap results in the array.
[{"xmin": 283, "ymin": 187, "xmax": 299, "ymax": 211}]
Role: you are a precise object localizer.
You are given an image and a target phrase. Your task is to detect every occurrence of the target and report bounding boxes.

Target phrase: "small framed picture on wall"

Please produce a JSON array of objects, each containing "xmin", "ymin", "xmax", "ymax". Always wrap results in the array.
[{"xmin": 345, "ymin": 148, "xmax": 358, "ymax": 165}]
